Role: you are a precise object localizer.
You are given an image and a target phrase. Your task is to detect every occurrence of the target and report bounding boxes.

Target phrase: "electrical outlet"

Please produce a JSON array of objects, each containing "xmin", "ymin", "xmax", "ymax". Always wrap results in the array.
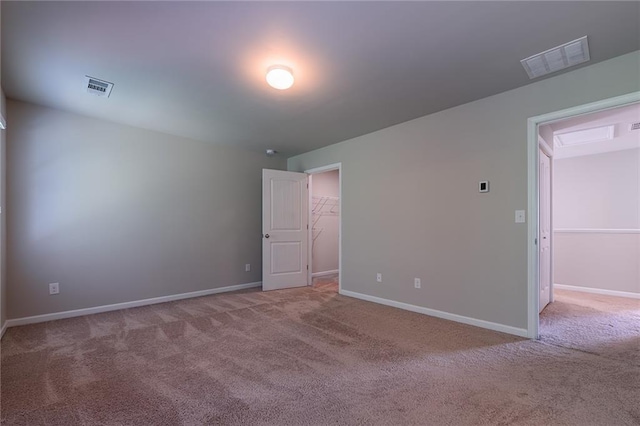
[
  {"xmin": 245, "ymin": 264, "xmax": 251, "ymax": 272},
  {"xmin": 414, "ymin": 278, "xmax": 421, "ymax": 289},
  {"xmin": 376, "ymin": 273, "xmax": 382, "ymax": 283},
  {"xmin": 49, "ymin": 282, "xmax": 60, "ymax": 295}
]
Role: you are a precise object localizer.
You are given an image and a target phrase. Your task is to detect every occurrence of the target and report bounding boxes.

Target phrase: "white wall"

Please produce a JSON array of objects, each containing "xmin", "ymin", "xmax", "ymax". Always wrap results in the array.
[
  {"xmin": 554, "ymin": 233, "xmax": 639, "ymax": 294},
  {"xmin": 311, "ymin": 170, "xmax": 339, "ymax": 274},
  {"xmin": 288, "ymin": 51, "xmax": 640, "ymax": 332},
  {"xmin": 554, "ymin": 148, "xmax": 640, "ymax": 294},
  {"xmin": 554, "ymin": 149, "xmax": 639, "ymax": 229},
  {"xmin": 7, "ymin": 100, "xmax": 286, "ymax": 319}
]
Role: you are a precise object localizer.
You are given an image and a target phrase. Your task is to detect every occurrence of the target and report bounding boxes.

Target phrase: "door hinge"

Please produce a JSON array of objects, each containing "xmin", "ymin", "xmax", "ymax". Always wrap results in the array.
[
  {"xmin": 535, "ymin": 238, "xmax": 538, "ymax": 245},
  {"xmin": 307, "ymin": 265, "xmax": 309, "ymax": 270},
  {"xmin": 307, "ymin": 224, "xmax": 309, "ymax": 230}
]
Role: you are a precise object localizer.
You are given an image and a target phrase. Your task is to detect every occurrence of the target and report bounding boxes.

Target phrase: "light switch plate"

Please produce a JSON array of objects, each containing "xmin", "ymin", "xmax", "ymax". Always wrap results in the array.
[{"xmin": 515, "ymin": 210, "xmax": 526, "ymax": 223}]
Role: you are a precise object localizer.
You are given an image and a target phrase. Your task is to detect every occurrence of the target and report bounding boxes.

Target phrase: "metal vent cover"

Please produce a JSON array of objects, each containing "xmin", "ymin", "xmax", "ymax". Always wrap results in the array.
[
  {"xmin": 521, "ymin": 36, "xmax": 590, "ymax": 79},
  {"xmin": 630, "ymin": 122, "xmax": 640, "ymax": 131},
  {"xmin": 85, "ymin": 76, "xmax": 113, "ymax": 97}
]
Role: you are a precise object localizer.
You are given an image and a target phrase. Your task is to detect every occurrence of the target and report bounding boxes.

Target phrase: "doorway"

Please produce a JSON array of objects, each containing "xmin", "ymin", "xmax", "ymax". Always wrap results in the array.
[
  {"xmin": 528, "ymin": 92, "xmax": 640, "ymax": 338},
  {"xmin": 537, "ymin": 102, "xmax": 640, "ymax": 358},
  {"xmin": 261, "ymin": 163, "xmax": 342, "ymax": 293},
  {"xmin": 306, "ymin": 164, "xmax": 341, "ymax": 293},
  {"xmin": 308, "ymin": 169, "xmax": 340, "ymax": 293}
]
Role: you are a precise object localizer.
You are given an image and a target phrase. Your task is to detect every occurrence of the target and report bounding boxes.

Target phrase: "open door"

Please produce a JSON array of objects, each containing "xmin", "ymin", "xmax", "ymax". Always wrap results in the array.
[
  {"xmin": 262, "ymin": 169, "xmax": 308, "ymax": 291},
  {"xmin": 539, "ymin": 148, "xmax": 552, "ymax": 312}
]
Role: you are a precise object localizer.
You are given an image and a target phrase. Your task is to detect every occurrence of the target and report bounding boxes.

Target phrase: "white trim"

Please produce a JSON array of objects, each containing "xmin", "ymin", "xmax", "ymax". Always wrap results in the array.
[
  {"xmin": 4, "ymin": 282, "xmax": 262, "ymax": 328},
  {"xmin": 340, "ymin": 289, "xmax": 528, "ymax": 338},
  {"xmin": 527, "ymin": 109, "xmax": 540, "ymax": 338},
  {"xmin": 555, "ymin": 228, "xmax": 640, "ymax": 234},
  {"xmin": 538, "ymin": 136, "xmax": 554, "ymax": 158},
  {"xmin": 305, "ymin": 163, "xmax": 342, "ymax": 294},
  {"xmin": 527, "ymin": 91, "xmax": 640, "ymax": 339},
  {"xmin": 549, "ymin": 147, "xmax": 555, "ymax": 303},
  {"xmin": 554, "ymin": 283, "xmax": 640, "ymax": 299},
  {"xmin": 304, "ymin": 163, "xmax": 342, "ymax": 175},
  {"xmin": 0, "ymin": 321, "xmax": 7, "ymax": 339},
  {"xmin": 307, "ymin": 174, "xmax": 314, "ymax": 285},
  {"xmin": 538, "ymin": 145, "xmax": 555, "ymax": 306},
  {"xmin": 311, "ymin": 269, "xmax": 339, "ymax": 278}
]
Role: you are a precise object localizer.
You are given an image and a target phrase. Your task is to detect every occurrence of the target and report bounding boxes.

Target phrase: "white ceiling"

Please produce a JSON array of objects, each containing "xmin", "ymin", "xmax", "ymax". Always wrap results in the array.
[
  {"xmin": 548, "ymin": 103, "xmax": 640, "ymax": 159},
  {"xmin": 2, "ymin": 1, "xmax": 639, "ymax": 156}
]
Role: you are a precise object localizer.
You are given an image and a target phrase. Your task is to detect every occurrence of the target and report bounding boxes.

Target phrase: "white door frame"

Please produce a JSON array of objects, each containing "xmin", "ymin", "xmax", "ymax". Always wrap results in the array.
[
  {"xmin": 526, "ymin": 91, "xmax": 640, "ymax": 338},
  {"xmin": 304, "ymin": 163, "xmax": 342, "ymax": 293},
  {"xmin": 537, "ymin": 141, "xmax": 553, "ymax": 310},
  {"xmin": 538, "ymin": 135, "xmax": 554, "ymax": 304}
]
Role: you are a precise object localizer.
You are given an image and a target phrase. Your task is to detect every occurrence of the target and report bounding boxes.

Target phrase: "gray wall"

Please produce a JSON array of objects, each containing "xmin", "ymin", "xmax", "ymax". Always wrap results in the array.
[
  {"xmin": 288, "ymin": 51, "xmax": 640, "ymax": 330},
  {"xmin": 7, "ymin": 100, "xmax": 286, "ymax": 319}
]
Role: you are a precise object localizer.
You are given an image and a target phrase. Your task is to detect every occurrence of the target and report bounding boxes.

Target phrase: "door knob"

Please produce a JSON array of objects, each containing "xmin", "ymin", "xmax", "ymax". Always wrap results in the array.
[{"xmin": 265, "ymin": 234, "xmax": 270, "ymax": 239}]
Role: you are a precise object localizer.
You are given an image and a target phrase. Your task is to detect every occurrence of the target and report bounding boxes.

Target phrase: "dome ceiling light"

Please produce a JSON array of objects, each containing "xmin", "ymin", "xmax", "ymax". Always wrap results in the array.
[{"xmin": 266, "ymin": 66, "xmax": 294, "ymax": 90}]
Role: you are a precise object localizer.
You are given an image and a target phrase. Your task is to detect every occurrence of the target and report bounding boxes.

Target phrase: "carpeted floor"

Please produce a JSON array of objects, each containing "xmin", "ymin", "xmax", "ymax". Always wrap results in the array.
[
  {"xmin": 540, "ymin": 289, "xmax": 640, "ymax": 367},
  {"xmin": 1, "ymin": 286, "xmax": 638, "ymax": 425},
  {"xmin": 311, "ymin": 273, "xmax": 339, "ymax": 292}
]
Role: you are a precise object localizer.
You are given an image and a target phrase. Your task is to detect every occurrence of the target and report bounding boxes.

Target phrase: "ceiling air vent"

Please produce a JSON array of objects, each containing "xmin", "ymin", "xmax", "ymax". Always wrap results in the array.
[
  {"xmin": 84, "ymin": 76, "xmax": 113, "ymax": 97},
  {"xmin": 630, "ymin": 122, "xmax": 640, "ymax": 131},
  {"xmin": 521, "ymin": 36, "xmax": 590, "ymax": 79}
]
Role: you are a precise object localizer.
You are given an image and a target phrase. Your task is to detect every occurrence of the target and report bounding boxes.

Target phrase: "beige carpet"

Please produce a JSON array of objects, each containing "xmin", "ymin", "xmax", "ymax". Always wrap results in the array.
[
  {"xmin": 311, "ymin": 273, "xmax": 339, "ymax": 292},
  {"xmin": 540, "ymin": 289, "xmax": 639, "ymax": 367},
  {"xmin": 1, "ymin": 286, "xmax": 638, "ymax": 425}
]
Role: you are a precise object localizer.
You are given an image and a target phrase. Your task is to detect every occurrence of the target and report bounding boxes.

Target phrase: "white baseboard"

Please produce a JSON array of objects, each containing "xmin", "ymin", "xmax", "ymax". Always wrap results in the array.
[
  {"xmin": 0, "ymin": 321, "xmax": 7, "ymax": 340},
  {"xmin": 554, "ymin": 283, "xmax": 640, "ymax": 299},
  {"xmin": 4, "ymin": 281, "xmax": 262, "ymax": 329},
  {"xmin": 339, "ymin": 289, "xmax": 528, "ymax": 338},
  {"xmin": 312, "ymin": 269, "xmax": 339, "ymax": 278}
]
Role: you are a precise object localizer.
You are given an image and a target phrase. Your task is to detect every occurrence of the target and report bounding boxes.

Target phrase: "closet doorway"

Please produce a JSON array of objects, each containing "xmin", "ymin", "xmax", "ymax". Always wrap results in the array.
[{"xmin": 306, "ymin": 164, "xmax": 341, "ymax": 293}]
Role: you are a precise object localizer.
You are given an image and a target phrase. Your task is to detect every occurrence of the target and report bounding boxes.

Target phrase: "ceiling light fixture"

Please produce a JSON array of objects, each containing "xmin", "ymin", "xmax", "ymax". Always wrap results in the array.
[
  {"xmin": 266, "ymin": 149, "xmax": 278, "ymax": 156},
  {"xmin": 266, "ymin": 66, "xmax": 294, "ymax": 90},
  {"xmin": 0, "ymin": 114, "xmax": 6, "ymax": 130}
]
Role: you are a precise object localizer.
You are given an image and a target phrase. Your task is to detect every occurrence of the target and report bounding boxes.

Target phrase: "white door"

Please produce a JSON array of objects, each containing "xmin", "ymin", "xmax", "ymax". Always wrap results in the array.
[
  {"xmin": 262, "ymin": 169, "xmax": 308, "ymax": 291},
  {"xmin": 539, "ymin": 149, "xmax": 551, "ymax": 312}
]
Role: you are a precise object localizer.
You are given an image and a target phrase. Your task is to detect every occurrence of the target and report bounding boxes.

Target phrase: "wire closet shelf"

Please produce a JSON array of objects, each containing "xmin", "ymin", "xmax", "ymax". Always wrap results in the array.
[{"xmin": 311, "ymin": 195, "xmax": 339, "ymax": 245}]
